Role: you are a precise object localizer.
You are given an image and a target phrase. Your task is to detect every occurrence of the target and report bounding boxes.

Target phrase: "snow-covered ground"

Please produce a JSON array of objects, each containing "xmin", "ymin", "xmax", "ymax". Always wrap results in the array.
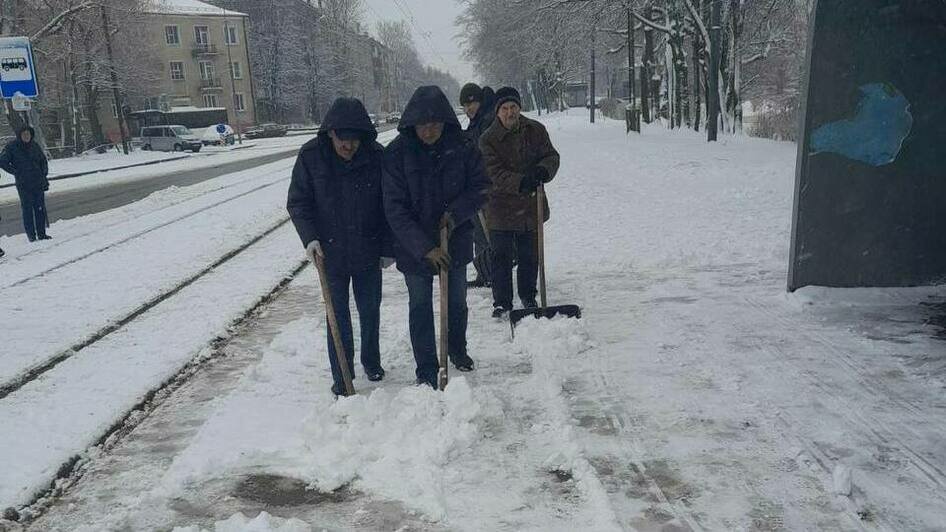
[{"xmin": 3, "ymin": 112, "xmax": 945, "ymax": 531}]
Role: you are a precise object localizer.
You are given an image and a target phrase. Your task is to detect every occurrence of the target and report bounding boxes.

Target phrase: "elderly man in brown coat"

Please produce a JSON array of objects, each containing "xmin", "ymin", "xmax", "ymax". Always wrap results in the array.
[{"xmin": 479, "ymin": 87, "xmax": 560, "ymax": 318}]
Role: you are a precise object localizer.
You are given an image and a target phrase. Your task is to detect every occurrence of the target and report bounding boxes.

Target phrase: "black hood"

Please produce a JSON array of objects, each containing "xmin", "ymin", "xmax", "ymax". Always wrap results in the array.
[
  {"xmin": 318, "ymin": 98, "xmax": 377, "ymax": 143},
  {"xmin": 482, "ymin": 86, "xmax": 496, "ymax": 110},
  {"xmin": 16, "ymin": 125, "xmax": 36, "ymax": 143},
  {"xmin": 398, "ymin": 86, "xmax": 461, "ymax": 134}
]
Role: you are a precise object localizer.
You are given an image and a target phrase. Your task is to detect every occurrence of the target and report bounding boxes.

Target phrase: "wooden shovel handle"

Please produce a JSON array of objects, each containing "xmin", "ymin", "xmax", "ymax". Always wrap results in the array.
[
  {"xmin": 438, "ymin": 225, "xmax": 449, "ymax": 390},
  {"xmin": 314, "ymin": 253, "xmax": 354, "ymax": 396}
]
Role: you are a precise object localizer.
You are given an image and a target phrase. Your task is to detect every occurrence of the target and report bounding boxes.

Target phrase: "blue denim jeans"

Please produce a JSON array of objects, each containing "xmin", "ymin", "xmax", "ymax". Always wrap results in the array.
[
  {"xmin": 324, "ymin": 268, "xmax": 382, "ymax": 389},
  {"xmin": 16, "ymin": 186, "xmax": 47, "ymax": 239},
  {"xmin": 403, "ymin": 266, "xmax": 469, "ymax": 386}
]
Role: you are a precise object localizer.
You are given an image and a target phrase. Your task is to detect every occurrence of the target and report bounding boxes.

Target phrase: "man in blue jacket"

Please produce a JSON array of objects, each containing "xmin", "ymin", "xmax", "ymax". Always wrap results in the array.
[
  {"xmin": 383, "ymin": 86, "xmax": 490, "ymax": 389},
  {"xmin": 0, "ymin": 126, "xmax": 50, "ymax": 241},
  {"xmin": 287, "ymin": 98, "xmax": 393, "ymax": 396}
]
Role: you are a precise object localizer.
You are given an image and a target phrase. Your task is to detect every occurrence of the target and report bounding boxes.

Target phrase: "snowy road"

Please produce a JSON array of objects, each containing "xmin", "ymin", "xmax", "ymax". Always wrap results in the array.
[{"xmin": 4, "ymin": 113, "xmax": 945, "ymax": 531}]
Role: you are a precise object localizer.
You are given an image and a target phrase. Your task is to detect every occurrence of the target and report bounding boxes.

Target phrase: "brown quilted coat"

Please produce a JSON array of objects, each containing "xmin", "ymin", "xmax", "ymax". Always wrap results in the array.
[{"xmin": 478, "ymin": 115, "xmax": 560, "ymax": 232}]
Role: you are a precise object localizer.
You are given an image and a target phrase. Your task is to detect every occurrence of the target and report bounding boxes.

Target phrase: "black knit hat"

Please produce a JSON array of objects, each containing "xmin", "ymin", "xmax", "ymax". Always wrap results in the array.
[
  {"xmin": 459, "ymin": 83, "xmax": 483, "ymax": 105},
  {"xmin": 494, "ymin": 86, "xmax": 521, "ymax": 112}
]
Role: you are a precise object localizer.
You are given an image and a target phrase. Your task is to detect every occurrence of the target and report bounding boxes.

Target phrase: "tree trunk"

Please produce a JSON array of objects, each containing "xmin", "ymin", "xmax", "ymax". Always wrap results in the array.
[
  {"xmin": 692, "ymin": 33, "xmax": 701, "ymax": 132},
  {"xmin": 101, "ymin": 5, "xmax": 129, "ymax": 154},
  {"xmin": 641, "ymin": 25, "xmax": 655, "ymax": 123},
  {"xmin": 707, "ymin": 0, "xmax": 722, "ymax": 142}
]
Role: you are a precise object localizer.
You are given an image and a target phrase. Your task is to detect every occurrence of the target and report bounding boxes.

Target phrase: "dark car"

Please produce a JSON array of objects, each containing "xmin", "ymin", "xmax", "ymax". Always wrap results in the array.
[{"xmin": 244, "ymin": 123, "xmax": 288, "ymax": 139}]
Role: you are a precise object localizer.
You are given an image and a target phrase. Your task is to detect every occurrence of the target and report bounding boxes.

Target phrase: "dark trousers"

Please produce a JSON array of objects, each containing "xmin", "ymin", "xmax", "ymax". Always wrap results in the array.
[
  {"xmin": 16, "ymin": 187, "xmax": 47, "ymax": 239},
  {"xmin": 403, "ymin": 266, "xmax": 468, "ymax": 385},
  {"xmin": 472, "ymin": 213, "xmax": 492, "ymax": 283},
  {"xmin": 324, "ymin": 268, "xmax": 383, "ymax": 389},
  {"xmin": 490, "ymin": 230, "xmax": 538, "ymax": 309}
]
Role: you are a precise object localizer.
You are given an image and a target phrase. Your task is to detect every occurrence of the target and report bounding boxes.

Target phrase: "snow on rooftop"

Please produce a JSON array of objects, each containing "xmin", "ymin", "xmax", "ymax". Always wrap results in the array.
[{"xmin": 146, "ymin": 0, "xmax": 247, "ymax": 17}]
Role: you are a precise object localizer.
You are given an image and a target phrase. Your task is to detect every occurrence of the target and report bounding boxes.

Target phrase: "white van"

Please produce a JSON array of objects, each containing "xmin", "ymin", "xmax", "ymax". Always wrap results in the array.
[{"xmin": 140, "ymin": 125, "xmax": 203, "ymax": 152}]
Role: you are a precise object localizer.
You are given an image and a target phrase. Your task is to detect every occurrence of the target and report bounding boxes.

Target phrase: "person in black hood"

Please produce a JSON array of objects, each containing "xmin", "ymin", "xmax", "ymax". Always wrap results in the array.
[
  {"xmin": 287, "ymin": 97, "xmax": 393, "ymax": 396},
  {"xmin": 0, "ymin": 125, "xmax": 50, "ymax": 241},
  {"xmin": 383, "ymin": 85, "xmax": 490, "ymax": 388},
  {"xmin": 459, "ymin": 83, "xmax": 497, "ymax": 289}
]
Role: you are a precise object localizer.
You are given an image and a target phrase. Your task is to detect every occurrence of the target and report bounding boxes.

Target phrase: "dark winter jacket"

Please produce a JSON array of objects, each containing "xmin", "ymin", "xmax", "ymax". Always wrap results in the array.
[
  {"xmin": 0, "ymin": 126, "xmax": 48, "ymax": 193},
  {"xmin": 465, "ymin": 86, "xmax": 496, "ymax": 142},
  {"xmin": 479, "ymin": 115, "xmax": 560, "ymax": 232},
  {"xmin": 287, "ymin": 98, "xmax": 392, "ymax": 275},
  {"xmin": 383, "ymin": 86, "xmax": 490, "ymax": 275}
]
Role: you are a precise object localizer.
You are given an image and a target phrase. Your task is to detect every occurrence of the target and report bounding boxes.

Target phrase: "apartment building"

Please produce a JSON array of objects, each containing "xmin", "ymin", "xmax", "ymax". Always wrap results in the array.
[{"xmin": 99, "ymin": 0, "xmax": 257, "ymax": 139}]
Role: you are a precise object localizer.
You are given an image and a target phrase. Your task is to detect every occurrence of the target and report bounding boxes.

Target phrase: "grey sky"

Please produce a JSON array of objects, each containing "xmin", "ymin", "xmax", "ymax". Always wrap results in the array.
[{"xmin": 362, "ymin": 0, "xmax": 478, "ymax": 83}]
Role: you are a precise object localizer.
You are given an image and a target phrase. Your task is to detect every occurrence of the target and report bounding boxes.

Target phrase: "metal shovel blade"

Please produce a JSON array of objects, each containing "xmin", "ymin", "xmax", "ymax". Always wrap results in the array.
[{"xmin": 509, "ymin": 304, "xmax": 582, "ymax": 330}]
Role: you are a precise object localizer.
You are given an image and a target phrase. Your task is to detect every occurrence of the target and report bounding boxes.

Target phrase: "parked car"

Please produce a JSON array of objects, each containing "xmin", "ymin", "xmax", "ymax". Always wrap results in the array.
[
  {"xmin": 201, "ymin": 124, "xmax": 235, "ymax": 146},
  {"xmin": 140, "ymin": 125, "xmax": 202, "ymax": 152},
  {"xmin": 385, "ymin": 112, "xmax": 401, "ymax": 124},
  {"xmin": 244, "ymin": 123, "xmax": 288, "ymax": 139}
]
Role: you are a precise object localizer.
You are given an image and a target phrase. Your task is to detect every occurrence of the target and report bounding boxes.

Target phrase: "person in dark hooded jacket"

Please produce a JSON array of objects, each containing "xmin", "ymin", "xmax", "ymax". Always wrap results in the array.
[
  {"xmin": 383, "ymin": 85, "xmax": 490, "ymax": 388},
  {"xmin": 0, "ymin": 126, "xmax": 50, "ymax": 241},
  {"xmin": 287, "ymin": 97, "xmax": 393, "ymax": 396},
  {"xmin": 459, "ymin": 83, "xmax": 497, "ymax": 288}
]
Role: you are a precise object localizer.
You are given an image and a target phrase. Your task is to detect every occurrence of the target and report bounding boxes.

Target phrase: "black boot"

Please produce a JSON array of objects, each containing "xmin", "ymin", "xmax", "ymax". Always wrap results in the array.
[
  {"xmin": 521, "ymin": 298, "xmax": 538, "ymax": 309},
  {"xmin": 492, "ymin": 306, "xmax": 510, "ymax": 319},
  {"xmin": 331, "ymin": 382, "xmax": 352, "ymax": 398},
  {"xmin": 38, "ymin": 234, "xmax": 52, "ymax": 240},
  {"xmin": 366, "ymin": 367, "xmax": 385, "ymax": 382},
  {"xmin": 450, "ymin": 352, "xmax": 475, "ymax": 372}
]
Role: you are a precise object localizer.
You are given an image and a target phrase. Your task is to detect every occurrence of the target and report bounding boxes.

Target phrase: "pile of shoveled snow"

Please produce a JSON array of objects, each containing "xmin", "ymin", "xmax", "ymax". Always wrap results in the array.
[
  {"xmin": 300, "ymin": 376, "xmax": 485, "ymax": 520},
  {"xmin": 172, "ymin": 511, "xmax": 308, "ymax": 532}
]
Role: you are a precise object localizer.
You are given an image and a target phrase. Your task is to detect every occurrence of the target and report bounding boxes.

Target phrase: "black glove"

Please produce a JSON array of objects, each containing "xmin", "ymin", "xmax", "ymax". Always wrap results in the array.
[
  {"xmin": 533, "ymin": 166, "xmax": 551, "ymax": 183},
  {"xmin": 518, "ymin": 171, "xmax": 540, "ymax": 194}
]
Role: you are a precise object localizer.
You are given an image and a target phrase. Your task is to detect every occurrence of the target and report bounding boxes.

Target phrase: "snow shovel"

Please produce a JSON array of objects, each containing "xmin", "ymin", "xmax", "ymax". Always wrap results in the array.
[
  {"xmin": 509, "ymin": 183, "xmax": 582, "ymax": 332},
  {"xmin": 438, "ymin": 224, "xmax": 450, "ymax": 390},
  {"xmin": 313, "ymin": 253, "xmax": 355, "ymax": 396}
]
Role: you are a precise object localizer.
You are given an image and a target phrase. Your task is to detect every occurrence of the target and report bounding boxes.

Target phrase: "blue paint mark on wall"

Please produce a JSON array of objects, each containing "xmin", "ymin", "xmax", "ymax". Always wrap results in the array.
[{"xmin": 811, "ymin": 82, "xmax": 913, "ymax": 166}]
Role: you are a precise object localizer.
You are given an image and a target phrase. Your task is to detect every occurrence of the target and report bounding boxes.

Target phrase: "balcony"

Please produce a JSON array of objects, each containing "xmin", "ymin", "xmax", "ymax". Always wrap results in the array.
[
  {"xmin": 199, "ymin": 77, "xmax": 223, "ymax": 91},
  {"xmin": 192, "ymin": 43, "xmax": 219, "ymax": 57}
]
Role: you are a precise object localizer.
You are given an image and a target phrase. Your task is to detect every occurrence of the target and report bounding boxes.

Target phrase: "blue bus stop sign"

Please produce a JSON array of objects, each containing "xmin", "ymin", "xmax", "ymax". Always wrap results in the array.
[
  {"xmin": 0, "ymin": 37, "xmax": 38, "ymax": 99},
  {"xmin": 216, "ymin": 123, "xmax": 227, "ymax": 134}
]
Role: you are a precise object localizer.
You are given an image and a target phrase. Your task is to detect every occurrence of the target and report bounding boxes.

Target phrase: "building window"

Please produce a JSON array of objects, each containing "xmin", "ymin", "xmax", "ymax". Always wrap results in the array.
[
  {"xmin": 203, "ymin": 94, "xmax": 218, "ymax": 107},
  {"xmin": 230, "ymin": 61, "xmax": 242, "ymax": 80},
  {"xmin": 233, "ymin": 93, "xmax": 245, "ymax": 111},
  {"xmin": 198, "ymin": 61, "xmax": 215, "ymax": 80},
  {"xmin": 165, "ymin": 25, "xmax": 180, "ymax": 46},
  {"xmin": 194, "ymin": 25, "xmax": 210, "ymax": 45},
  {"xmin": 224, "ymin": 24, "xmax": 239, "ymax": 45},
  {"xmin": 170, "ymin": 61, "xmax": 185, "ymax": 81}
]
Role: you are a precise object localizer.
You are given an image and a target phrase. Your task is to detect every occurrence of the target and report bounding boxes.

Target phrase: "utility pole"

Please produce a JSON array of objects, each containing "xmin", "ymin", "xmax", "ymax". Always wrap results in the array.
[
  {"xmin": 101, "ymin": 4, "xmax": 129, "ymax": 154},
  {"xmin": 590, "ymin": 16, "xmax": 596, "ymax": 124},
  {"xmin": 223, "ymin": 9, "xmax": 243, "ymax": 144}
]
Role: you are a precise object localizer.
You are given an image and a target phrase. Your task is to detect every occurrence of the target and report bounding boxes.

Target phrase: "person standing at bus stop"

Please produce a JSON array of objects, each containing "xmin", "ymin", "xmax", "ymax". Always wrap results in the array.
[{"xmin": 0, "ymin": 125, "xmax": 50, "ymax": 242}]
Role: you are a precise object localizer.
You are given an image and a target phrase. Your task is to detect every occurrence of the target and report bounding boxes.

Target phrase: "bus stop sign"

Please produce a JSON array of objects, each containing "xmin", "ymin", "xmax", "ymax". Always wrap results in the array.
[{"xmin": 0, "ymin": 37, "xmax": 38, "ymax": 99}]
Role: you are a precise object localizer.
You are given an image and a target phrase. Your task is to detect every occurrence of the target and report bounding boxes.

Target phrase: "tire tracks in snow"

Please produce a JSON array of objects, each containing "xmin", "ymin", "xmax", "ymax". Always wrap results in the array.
[
  {"xmin": 0, "ymin": 216, "xmax": 292, "ymax": 401},
  {"xmin": 740, "ymin": 296, "xmax": 946, "ymax": 529},
  {"xmin": 5, "ymin": 165, "xmax": 291, "ymax": 266},
  {"xmin": 2, "ymin": 173, "xmax": 291, "ymax": 290},
  {"xmin": 742, "ymin": 296, "xmax": 946, "ymax": 491}
]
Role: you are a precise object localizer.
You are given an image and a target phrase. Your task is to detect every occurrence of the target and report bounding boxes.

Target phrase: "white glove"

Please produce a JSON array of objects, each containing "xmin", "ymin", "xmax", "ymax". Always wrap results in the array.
[
  {"xmin": 306, "ymin": 240, "xmax": 323, "ymax": 262},
  {"xmin": 380, "ymin": 257, "xmax": 395, "ymax": 269}
]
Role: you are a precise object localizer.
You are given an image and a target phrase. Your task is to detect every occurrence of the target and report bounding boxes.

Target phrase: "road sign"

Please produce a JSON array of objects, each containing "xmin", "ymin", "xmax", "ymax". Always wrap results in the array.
[
  {"xmin": 216, "ymin": 123, "xmax": 227, "ymax": 134},
  {"xmin": 0, "ymin": 37, "xmax": 38, "ymax": 99}
]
